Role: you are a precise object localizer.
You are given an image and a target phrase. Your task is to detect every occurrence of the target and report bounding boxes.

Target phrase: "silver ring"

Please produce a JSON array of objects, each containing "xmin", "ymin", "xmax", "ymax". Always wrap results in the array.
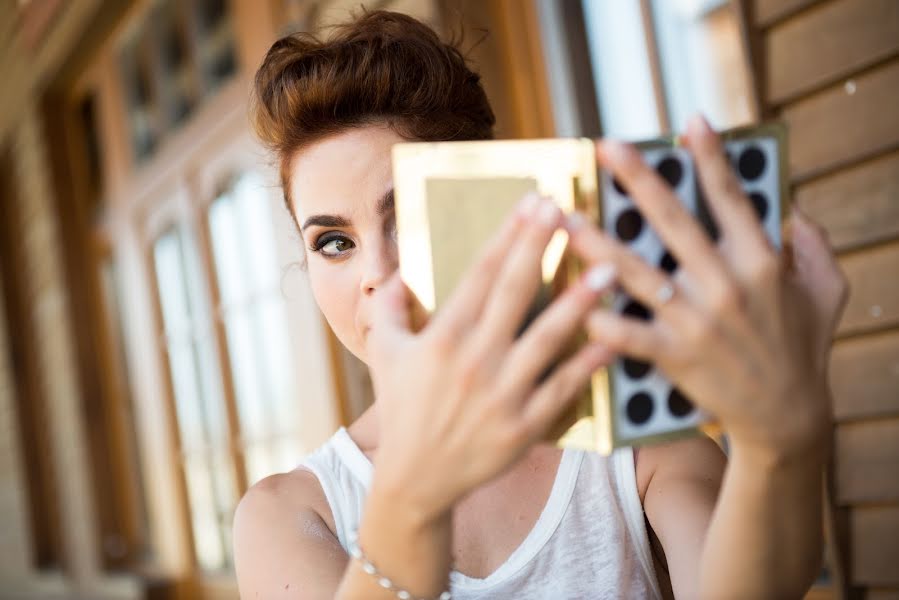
[{"xmin": 655, "ymin": 282, "xmax": 676, "ymax": 305}]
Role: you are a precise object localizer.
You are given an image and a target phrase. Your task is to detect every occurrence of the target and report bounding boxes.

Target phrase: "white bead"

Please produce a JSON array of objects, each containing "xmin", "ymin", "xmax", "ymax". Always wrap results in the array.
[
  {"xmin": 440, "ymin": 592, "xmax": 452, "ymax": 600},
  {"xmin": 397, "ymin": 591, "xmax": 411, "ymax": 600},
  {"xmin": 363, "ymin": 562, "xmax": 377, "ymax": 575},
  {"xmin": 378, "ymin": 577, "xmax": 392, "ymax": 589}
]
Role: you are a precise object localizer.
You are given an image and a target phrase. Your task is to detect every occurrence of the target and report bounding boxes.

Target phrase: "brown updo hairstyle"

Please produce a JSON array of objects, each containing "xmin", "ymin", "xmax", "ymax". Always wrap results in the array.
[{"xmin": 251, "ymin": 9, "xmax": 496, "ymax": 217}]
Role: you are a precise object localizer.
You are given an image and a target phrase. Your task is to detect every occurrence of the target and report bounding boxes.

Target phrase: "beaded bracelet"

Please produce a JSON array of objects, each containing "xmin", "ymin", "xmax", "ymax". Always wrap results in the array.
[{"xmin": 347, "ymin": 530, "xmax": 452, "ymax": 600}]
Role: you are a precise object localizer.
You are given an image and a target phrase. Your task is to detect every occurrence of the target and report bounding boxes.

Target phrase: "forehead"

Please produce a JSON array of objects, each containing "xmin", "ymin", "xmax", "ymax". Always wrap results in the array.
[{"xmin": 289, "ymin": 125, "xmax": 405, "ymax": 218}]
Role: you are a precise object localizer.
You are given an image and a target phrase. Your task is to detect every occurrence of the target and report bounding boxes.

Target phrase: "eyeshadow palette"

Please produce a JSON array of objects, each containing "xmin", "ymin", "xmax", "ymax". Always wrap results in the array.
[
  {"xmin": 598, "ymin": 123, "xmax": 788, "ymax": 451},
  {"xmin": 391, "ymin": 122, "xmax": 788, "ymax": 454}
]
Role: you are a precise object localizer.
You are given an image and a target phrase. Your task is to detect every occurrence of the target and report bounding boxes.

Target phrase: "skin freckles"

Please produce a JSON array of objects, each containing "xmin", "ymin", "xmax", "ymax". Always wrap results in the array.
[{"xmin": 288, "ymin": 125, "xmax": 406, "ymax": 363}]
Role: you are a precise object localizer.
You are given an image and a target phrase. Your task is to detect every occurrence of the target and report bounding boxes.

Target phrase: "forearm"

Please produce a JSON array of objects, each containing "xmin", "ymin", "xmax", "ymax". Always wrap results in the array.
[
  {"xmin": 698, "ymin": 440, "xmax": 827, "ymax": 599},
  {"xmin": 336, "ymin": 476, "xmax": 452, "ymax": 600}
]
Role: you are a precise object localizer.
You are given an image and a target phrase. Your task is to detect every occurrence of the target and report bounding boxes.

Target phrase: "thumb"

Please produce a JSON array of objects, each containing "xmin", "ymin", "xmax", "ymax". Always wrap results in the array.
[
  {"xmin": 368, "ymin": 272, "xmax": 413, "ymax": 351},
  {"xmin": 789, "ymin": 208, "xmax": 849, "ymax": 338}
]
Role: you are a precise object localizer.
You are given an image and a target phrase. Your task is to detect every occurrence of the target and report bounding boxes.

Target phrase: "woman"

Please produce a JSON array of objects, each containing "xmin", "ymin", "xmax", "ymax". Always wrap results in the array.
[{"xmin": 234, "ymin": 10, "xmax": 848, "ymax": 599}]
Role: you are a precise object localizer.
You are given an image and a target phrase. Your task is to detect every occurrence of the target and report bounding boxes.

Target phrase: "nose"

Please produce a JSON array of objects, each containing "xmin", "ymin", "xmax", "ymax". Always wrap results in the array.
[{"xmin": 360, "ymin": 238, "xmax": 398, "ymax": 296}]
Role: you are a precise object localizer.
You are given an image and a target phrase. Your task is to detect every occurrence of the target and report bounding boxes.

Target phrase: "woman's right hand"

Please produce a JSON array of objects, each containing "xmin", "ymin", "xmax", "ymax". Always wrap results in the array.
[{"xmin": 365, "ymin": 193, "xmax": 617, "ymax": 523}]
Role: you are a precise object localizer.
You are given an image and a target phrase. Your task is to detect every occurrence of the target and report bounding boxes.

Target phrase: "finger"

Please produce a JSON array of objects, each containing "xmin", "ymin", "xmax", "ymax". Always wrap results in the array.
[
  {"xmin": 790, "ymin": 208, "xmax": 849, "ymax": 329},
  {"xmin": 473, "ymin": 196, "xmax": 563, "ymax": 348},
  {"xmin": 682, "ymin": 114, "xmax": 772, "ymax": 260},
  {"xmin": 496, "ymin": 264, "xmax": 617, "ymax": 400},
  {"xmin": 564, "ymin": 213, "xmax": 694, "ymax": 319},
  {"xmin": 520, "ymin": 342, "xmax": 615, "ymax": 440},
  {"xmin": 586, "ymin": 308, "xmax": 668, "ymax": 362},
  {"xmin": 368, "ymin": 272, "xmax": 413, "ymax": 353},
  {"xmin": 596, "ymin": 139, "xmax": 732, "ymax": 300},
  {"xmin": 430, "ymin": 192, "xmax": 535, "ymax": 339}
]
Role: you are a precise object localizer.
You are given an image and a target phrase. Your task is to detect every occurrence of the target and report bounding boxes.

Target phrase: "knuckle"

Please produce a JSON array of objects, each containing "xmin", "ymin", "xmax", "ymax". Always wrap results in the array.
[
  {"xmin": 530, "ymin": 323, "xmax": 562, "ymax": 352},
  {"xmin": 683, "ymin": 314, "xmax": 714, "ymax": 350},
  {"xmin": 589, "ymin": 315, "xmax": 625, "ymax": 349},
  {"xmin": 708, "ymin": 281, "xmax": 744, "ymax": 318},
  {"xmin": 477, "ymin": 248, "xmax": 506, "ymax": 279},
  {"xmin": 722, "ymin": 173, "xmax": 744, "ymax": 199},
  {"xmin": 748, "ymin": 254, "xmax": 782, "ymax": 286},
  {"xmin": 456, "ymin": 349, "xmax": 487, "ymax": 390},
  {"xmin": 502, "ymin": 421, "xmax": 532, "ymax": 449},
  {"xmin": 426, "ymin": 326, "xmax": 456, "ymax": 355}
]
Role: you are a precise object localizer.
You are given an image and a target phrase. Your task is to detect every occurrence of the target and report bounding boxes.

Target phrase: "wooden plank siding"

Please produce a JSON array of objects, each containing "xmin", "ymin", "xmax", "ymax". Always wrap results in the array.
[
  {"xmin": 851, "ymin": 507, "xmax": 899, "ymax": 586},
  {"xmin": 782, "ymin": 56, "xmax": 899, "ymax": 182},
  {"xmin": 755, "ymin": 0, "xmax": 824, "ymax": 28},
  {"xmin": 766, "ymin": 0, "xmax": 899, "ymax": 104},
  {"xmin": 796, "ymin": 150, "xmax": 899, "ymax": 252},
  {"xmin": 752, "ymin": 0, "xmax": 899, "ymax": 596},
  {"xmin": 837, "ymin": 241, "xmax": 899, "ymax": 337},
  {"xmin": 830, "ymin": 329, "xmax": 899, "ymax": 422},
  {"xmin": 835, "ymin": 419, "xmax": 899, "ymax": 504}
]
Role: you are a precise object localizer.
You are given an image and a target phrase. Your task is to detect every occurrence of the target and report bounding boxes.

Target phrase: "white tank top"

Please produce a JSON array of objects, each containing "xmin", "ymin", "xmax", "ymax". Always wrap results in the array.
[{"xmin": 298, "ymin": 427, "xmax": 662, "ymax": 599}]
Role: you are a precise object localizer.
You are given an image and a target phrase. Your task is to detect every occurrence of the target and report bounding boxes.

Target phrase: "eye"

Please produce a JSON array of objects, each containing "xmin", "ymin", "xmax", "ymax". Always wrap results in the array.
[{"xmin": 311, "ymin": 233, "xmax": 355, "ymax": 258}]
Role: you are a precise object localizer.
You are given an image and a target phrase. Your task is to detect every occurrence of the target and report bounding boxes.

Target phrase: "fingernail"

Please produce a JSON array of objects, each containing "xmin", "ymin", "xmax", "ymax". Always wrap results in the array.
[
  {"xmin": 519, "ymin": 191, "xmax": 540, "ymax": 215},
  {"xmin": 537, "ymin": 199, "xmax": 560, "ymax": 224},
  {"xmin": 565, "ymin": 212, "xmax": 587, "ymax": 231},
  {"xmin": 585, "ymin": 264, "xmax": 616, "ymax": 291},
  {"xmin": 600, "ymin": 140, "xmax": 630, "ymax": 165},
  {"xmin": 688, "ymin": 114, "xmax": 711, "ymax": 137},
  {"xmin": 791, "ymin": 203, "xmax": 809, "ymax": 222}
]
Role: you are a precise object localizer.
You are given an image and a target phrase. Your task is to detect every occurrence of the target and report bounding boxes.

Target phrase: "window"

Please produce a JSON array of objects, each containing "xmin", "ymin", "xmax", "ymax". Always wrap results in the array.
[
  {"xmin": 154, "ymin": 227, "xmax": 238, "ymax": 571},
  {"xmin": 207, "ymin": 172, "xmax": 302, "ymax": 486},
  {"xmin": 557, "ymin": 0, "xmax": 757, "ymax": 139},
  {"xmin": 120, "ymin": 0, "xmax": 239, "ymax": 163},
  {"xmin": 649, "ymin": 0, "xmax": 755, "ymax": 131}
]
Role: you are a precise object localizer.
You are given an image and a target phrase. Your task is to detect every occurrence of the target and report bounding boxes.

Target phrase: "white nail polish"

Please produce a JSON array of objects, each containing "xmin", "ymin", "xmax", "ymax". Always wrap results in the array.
[
  {"xmin": 586, "ymin": 264, "xmax": 616, "ymax": 291},
  {"xmin": 601, "ymin": 140, "xmax": 629, "ymax": 164},
  {"xmin": 566, "ymin": 212, "xmax": 587, "ymax": 231},
  {"xmin": 518, "ymin": 192, "xmax": 540, "ymax": 215},
  {"xmin": 537, "ymin": 199, "xmax": 559, "ymax": 224}
]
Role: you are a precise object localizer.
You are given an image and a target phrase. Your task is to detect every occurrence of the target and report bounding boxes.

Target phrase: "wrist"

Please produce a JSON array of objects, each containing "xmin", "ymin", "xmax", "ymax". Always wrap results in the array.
[
  {"xmin": 728, "ymin": 383, "xmax": 833, "ymax": 468},
  {"xmin": 368, "ymin": 469, "xmax": 453, "ymax": 532},
  {"xmin": 728, "ymin": 433, "xmax": 829, "ymax": 475}
]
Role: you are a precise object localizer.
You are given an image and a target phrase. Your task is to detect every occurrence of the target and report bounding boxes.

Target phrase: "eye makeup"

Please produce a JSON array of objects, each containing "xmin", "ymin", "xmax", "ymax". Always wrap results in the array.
[{"xmin": 310, "ymin": 231, "xmax": 355, "ymax": 258}]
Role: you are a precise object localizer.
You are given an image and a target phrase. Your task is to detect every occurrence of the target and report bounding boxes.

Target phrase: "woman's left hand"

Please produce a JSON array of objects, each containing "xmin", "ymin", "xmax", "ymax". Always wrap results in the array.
[{"xmin": 566, "ymin": 115, "xmax": 849, "ymax": 461}]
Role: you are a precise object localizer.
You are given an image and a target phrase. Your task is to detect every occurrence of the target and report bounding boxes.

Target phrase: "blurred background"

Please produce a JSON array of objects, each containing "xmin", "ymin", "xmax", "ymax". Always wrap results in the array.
[{"xmin": 0, "ymin": 0, "xmax": 896, "ymax": 598}]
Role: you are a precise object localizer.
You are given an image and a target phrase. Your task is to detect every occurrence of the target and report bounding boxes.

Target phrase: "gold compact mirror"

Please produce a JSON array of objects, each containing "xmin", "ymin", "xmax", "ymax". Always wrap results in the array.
[{"xmin": 392, "ymin": 138, "xmax": 605, "ymax": 451}]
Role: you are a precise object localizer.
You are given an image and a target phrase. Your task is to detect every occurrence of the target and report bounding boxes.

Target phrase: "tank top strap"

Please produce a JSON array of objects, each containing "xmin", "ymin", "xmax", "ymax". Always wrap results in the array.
[
  {"xmin": 610, "ymin": 447, "xmax": 663, "ymax": 600},
  {"xmin": 297, "ymin": 427, "xmax": 370, "ymax": 550}
]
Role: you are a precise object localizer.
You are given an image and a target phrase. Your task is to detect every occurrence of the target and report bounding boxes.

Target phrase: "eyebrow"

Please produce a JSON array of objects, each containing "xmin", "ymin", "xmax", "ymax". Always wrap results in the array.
[{"xmin": 301, "ymin": 188, "xmax": 394, "ymax": 232}]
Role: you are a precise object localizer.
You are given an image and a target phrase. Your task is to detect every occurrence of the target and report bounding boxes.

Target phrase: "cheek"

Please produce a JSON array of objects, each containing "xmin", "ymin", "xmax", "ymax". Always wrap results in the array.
[{"xmin": 307, "ymin": 263, "xmax": 362, "ymax": 348}]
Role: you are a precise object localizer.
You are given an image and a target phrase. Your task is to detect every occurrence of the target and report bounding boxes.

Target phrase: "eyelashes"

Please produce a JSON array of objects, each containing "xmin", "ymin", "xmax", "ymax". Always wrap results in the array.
[
  {"xmin": 309, "ymin": 217, "xmax": 396, "ymax": 259},
  {"xmin": 310, "ymin": 232, "xmax": 355, "ymax": 258}
]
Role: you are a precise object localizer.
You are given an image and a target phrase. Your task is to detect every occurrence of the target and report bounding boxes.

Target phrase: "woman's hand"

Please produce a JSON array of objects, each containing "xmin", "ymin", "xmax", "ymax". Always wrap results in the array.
[
  {"xmin": 365, "ymin": 193, "xmax": 616, "ymax": 523},
  {"xmin": 567, "ymin": 115, "xmax": 849, "ymax": 462}
]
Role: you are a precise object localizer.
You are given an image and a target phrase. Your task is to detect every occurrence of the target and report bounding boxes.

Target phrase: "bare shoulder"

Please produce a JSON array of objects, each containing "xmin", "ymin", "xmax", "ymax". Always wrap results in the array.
[
  {"xmin": 235, "ymin": 468, "xmax": 338, "ymax": 538},
  {"xmin": 634, "ymin": 434, "xmax": 727, "ymax": 502},
  {"xmin": 233, "ymin": 469, "xmax": 347, "ymax": 599}
]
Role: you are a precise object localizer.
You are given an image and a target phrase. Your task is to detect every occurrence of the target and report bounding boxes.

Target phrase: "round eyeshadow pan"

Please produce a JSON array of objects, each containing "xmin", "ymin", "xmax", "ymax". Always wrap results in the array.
[
  {"xmin": 738, "ymin": 146, "xmax": 766, "ymax": 181},
  {"xmin": 622, "ymin": 357, "xmax": 651, "ymax": 379},
  {"xmin": 622, "ymin": 300, "xmax": 652, "ymax": 321},
  {"xmin": 615, "ymin": 208, "xmax": 644, "ymax": 242},
  {"xmin": 659, "ymin": 251, "xmax": 678, "ymax": 273},
  {"xmin": 656, "ymin": 156, "xmax": 684, "ymax": 188},
  {"xmin": 626, "ymin": 392, "xmax": 654, "ymax": 425},
  {"xmin": 667, "ymin": 388, "xmax": 695, "ymax": 418},
  {"xmin": 749, "ymin": 191, "xmax": 768, "ymax": 220}
]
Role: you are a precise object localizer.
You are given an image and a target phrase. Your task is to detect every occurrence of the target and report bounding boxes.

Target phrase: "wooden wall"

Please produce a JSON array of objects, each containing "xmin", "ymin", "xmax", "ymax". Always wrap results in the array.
[{"xmin": 748, "ymin": 0, "xmax": 899, "ymax": 597}]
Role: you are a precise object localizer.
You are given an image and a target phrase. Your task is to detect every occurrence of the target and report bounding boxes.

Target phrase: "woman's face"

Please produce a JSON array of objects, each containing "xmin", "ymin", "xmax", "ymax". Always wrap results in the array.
[{"xmin": 288, "ymin": 124, "xmax": 404, "ymax": 363}]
